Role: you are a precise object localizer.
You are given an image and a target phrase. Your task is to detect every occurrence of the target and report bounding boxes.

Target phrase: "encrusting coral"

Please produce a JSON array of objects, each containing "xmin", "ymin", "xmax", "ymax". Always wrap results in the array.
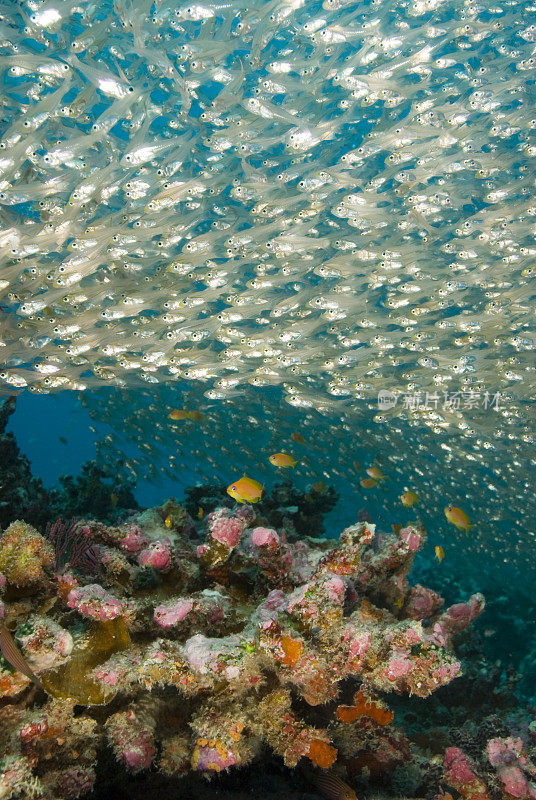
[{"xmin": 0, "ymin": 500, "xmax": 485, "ymax": 799}]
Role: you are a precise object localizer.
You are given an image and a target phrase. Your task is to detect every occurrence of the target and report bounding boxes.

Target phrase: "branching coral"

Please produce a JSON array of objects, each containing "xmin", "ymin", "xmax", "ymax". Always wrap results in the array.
[{"xmin": 0, "ymin": 501, "xmax": 485, "ymax": 798}]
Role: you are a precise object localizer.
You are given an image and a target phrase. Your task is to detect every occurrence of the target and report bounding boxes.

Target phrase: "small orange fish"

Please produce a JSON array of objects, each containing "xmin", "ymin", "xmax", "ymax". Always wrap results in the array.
[
  {"xmin": 227, "ymin": 476, "xmax": 263, "ymax": 504},
  {"xmin": 164, "ymin": 515, "xmax": 173, "ymax": 528},
  {"xmin": 314, "ymin": 773, "xmax": 358, "ymax": 800},
  {"xmin": 352, "ymin": 460, "xmax": 361, "ymax": 472},
  {"xmin": 400, "ymin": 490, "xmax": 419, "ymax": 507},
  {"xmin": 360, "ymin": 478, "xmax": 378, "ymax": 488},
  {"xmin": 168, "ymin": 409, "xmax": 204, "ymax": 421},
  {"xmin": 269, "ymin": 453, "xmax": 297, "ymax": 468},
  {"xmin": 197, "ymin": 507, "xmax": 204, "ymax": 520},
  {"xmin": 168, "ymin": 409, "xmax": 190, "ymax": 420},
  {"xmin": 366, "ymin": 467, "xmax": 385, "ymax": 481},
  {"xmin": 435, "ymin": 545, "xmax": 445, "ymax": 563},
  {"xmin": 110, "ymin": 492, "xmax": 119, "ymax": 506},
  {"xmin": 312, "ymin": 481, "xmax": 326, "ymax": 494},
  {"xmin": 291, "ymin": 432, "xmax": 307, "ymax": 445},
  {"xmin": 444, "ymin": 506, "xmax": 474, "ymax": 532}
]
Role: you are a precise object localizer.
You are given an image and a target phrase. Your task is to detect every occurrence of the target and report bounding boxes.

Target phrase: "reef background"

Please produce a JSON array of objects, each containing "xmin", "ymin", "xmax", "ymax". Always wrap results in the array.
[{"xmin": 1, "ymin": 395, "xmax": 536, "ymax": 800}]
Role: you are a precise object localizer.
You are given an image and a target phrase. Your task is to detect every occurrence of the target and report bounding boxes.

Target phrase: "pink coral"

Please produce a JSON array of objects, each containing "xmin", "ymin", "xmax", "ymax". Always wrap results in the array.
[
  {"xmin": 323, "ymin": 575, "xmax": 346, "ymax": 602},
  {"xmin": 211, "ymin": 517, "xmax": 243, "ymax": 548},
  {"xmin": 119, "ymin": 527, "xmax": 150, "ymax": 555},
  {"xmin": 487, "ymin": 738, "xmax": 536, "ymax": 799},
  {"xmin": 138, "ymin": 539, "xmax": 171, "ymax": 571},
  {"xmin": 251, "ymin": 527, "xmax": 280, "ymax": 549},
  {"xmin": 154, "ymin": 598, "xmax": 194, "ymax": 627},
  {"xmin": 434, "ymin": 593, "xmax": 485, "ymax": 638},
  {"xmin": 106, "ymin": 710, "xmax": 155, "ymax": 773},
  {"xmin": 444, "ymin": 747, "xmax": 490, "ymax": 800},
  {"xmin": 405, "ymin": 584, "xmax": 444, "ymax": 620},
  {"xmin": 445, "ymin": 747, "xmax": 482, "ymax": 786},
  {"xmin": 385, "ymin": 658, "xmax": 413, "ymax": 679},
  {"xmin": 67, "ymin": 583, "xmax": 124, "ymax": 621},
  {"xmin": 398, "ymin": 526, "xmax": 422, "ymax": 551}
]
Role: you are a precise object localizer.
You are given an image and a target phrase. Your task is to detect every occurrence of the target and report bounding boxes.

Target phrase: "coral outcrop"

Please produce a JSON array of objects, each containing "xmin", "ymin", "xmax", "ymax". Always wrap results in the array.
[
  {"xmin": 184, "ymin": 479, "xmax": 338, "ymax": 539},
  {"xmin": 0, "ymin": 500, "xmax": 484, "ymax": 799}
]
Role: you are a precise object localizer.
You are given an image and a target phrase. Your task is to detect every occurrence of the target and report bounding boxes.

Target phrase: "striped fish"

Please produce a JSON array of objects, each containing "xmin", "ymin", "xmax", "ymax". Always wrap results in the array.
[
  {"xmin": 314, "ymin": 773, "xmax": 358, "ymax": 800},
  {"xmin": 0, "ymin": 621, "xmax": 44, "ymax": 690}
]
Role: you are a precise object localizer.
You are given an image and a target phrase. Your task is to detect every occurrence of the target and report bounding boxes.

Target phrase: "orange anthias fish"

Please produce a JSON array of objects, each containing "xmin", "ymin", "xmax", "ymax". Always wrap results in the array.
[
  {"xmin": 227, "ymin": 476, "xmax": 263, "ymax": 504},
  {"xmin": 168, "ymin": 409, "xmax": 204, "ymax": 421},
  {"xmin": 366, "ymin": 467, "xmax": 385, "ymax": 481},
  {"xmin": 314, "ymin": 773, "xmax": 358, "ymax": 800},
  {"xmin": 400, "ymin": 490, "xmax": 420, "ymax": 507},
  {"xmin": 269, "ymin": 452, "xmax": 297, "ymax": 468},
  {"xmin": 291, "ymin": 432, "xmax": 307, "ymax": 445},
  {"xmin": 197, "ymin": 507, "xmax": 204, "ymax": 520},
  {"xmin": 0, "ymin": 621, "xmax": 44, "ymax": 690},
  {"xmin": 435, "ymin": 545, "xmax": 445, "ymax": 563},
  {"xmin": 444, "ymin": 506, "xmax": 474, "ymax": 532},
  {"xmin": 360, "ymin": 478, "xmax": 378, "ymax": 488}
]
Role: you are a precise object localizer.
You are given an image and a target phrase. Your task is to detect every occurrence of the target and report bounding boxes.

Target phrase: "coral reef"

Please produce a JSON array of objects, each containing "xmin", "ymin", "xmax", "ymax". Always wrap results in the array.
[
  {"xmin": 184, "ymin": 479, "xmax": 338, "ymax": 539},
  {"xmin": 0, "ymin": 496, "xmax": 486, "ymax": 799}
]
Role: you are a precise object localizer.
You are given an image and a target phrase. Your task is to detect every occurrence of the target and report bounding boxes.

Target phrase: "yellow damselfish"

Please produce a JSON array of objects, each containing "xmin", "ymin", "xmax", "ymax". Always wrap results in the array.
[
  {"xmin": 168, "ymin": 409, "xmax": 204, "ymax": 421},
  {"xmin": 269, "ymin": 452, "xmax": 297, "ymax": 468},
  {"xmin": 435, "ymin": 545, "xmax": 445, "ymax": 563},
  {"xmin": 444, "ymin": 506, "xmax": 474, "ymax": 532},
  {"xmin": 401, "ymin": 490, "xmax": 420, "ymax": 507},
  {"xmin": 366, "ymin": 467, "xmax": 385, "ymax": 481},
  {"xmin": 227, "ymin": 476, "xmax": 263, "ymax": 504}
]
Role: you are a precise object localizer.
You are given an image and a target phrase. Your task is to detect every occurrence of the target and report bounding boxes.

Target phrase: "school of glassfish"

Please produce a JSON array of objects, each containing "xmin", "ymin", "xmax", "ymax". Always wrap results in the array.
[{"xmin": 1, "ymin": 0, "xmax": 535, "ymax": 582}]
